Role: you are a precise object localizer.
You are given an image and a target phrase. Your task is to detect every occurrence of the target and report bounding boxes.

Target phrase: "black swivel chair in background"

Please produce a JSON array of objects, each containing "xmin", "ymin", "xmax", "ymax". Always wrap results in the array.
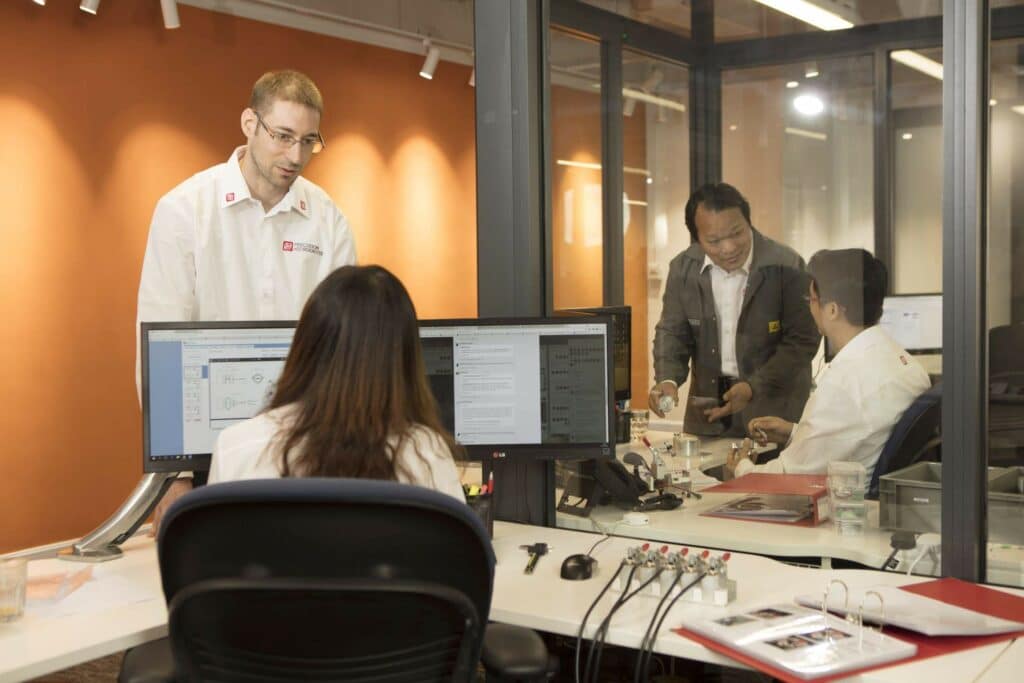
[
  {"xmin": 119, "ymin": 478, "xmax": 555, "ymax": 682},
  {"xmin": 867, "ymin": 383, "xmax": 943, "ymax": 500}
]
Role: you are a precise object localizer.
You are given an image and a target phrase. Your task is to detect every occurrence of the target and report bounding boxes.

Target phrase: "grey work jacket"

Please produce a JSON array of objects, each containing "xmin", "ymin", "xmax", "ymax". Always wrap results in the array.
[{"xmin": 653, "ymin": 228, "xmax": 821, "ymax": 436}]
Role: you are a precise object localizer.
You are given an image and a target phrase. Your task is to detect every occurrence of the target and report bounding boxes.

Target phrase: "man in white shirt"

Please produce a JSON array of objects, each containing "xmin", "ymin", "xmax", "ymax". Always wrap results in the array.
[
  {"xmin": 726, "ymin": 249, "xmax": 931, "ymax": 486},
  {"xmin": 137, "ymin": 70, "xmax": 356, "ymax": 523},
  {"xmin": 649, "ymin": 184, "xmax": 820, "ymax": 436}
]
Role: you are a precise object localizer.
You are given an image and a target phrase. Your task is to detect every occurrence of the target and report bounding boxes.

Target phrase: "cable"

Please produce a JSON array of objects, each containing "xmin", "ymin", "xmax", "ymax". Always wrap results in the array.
[
  {"xmin": 585, "ymin": 533, "xmax": 612, "ymax": 557},
  {"xmin": 638, "ymin": 573, "xmax": 704, "ymax": 683},
  {"xmin": 575, "ymin": 560, "xmax": 626, "ymax": 683},
  {"xmin": 583, "ymin": 565, "xmax": 637, "ymax": 683},
  {"xmin": 634, "ymin": 570, "xmax": 683, "ymax": 683},
  {"xmin": 586, "ymin": 568, "xmax": 663, "ymax": 683}
]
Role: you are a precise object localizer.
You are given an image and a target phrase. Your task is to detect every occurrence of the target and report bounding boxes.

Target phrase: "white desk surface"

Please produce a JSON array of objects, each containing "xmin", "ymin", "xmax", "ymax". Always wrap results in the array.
[
  {"xmin": 560, "ymin": 434, "xmax": 895, "ymax": 568},
  {"xmin": 490, "ymin": 522, "xmax": 1024, "ymax": 683},
  {"xmin": 3, "ymin": 523, "xmax": 1019, "ymax": 683}
]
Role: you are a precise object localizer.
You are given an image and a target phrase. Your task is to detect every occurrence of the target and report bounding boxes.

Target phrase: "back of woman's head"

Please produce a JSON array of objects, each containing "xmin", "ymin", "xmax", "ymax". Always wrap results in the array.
[{"xmin": 269, "ymin": 265, "xmax": 454, "ymax": 479}]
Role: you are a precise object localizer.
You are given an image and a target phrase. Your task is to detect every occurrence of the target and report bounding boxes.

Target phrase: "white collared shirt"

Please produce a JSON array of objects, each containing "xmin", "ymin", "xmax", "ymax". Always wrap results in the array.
[
  {"xmin": 734, "ymin": 325, "xmax": 931, "ymax": 485},
  {"xmin": 207, "ymin": 406, "xmax": 466, "ymax": 503},
  {"xmin": 137, "ymin": 146, "xmax": 356, "ymax": 326},
  {"xmin": 702, "ymin": 245, "xmax": 753, "ymax": 378}
]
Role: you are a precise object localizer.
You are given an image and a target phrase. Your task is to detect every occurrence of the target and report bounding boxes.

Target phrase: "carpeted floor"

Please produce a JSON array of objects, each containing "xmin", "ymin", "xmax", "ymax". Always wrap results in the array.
[{"xmin": 30, "ymin": 652, "xmax": 123, "ymax": 682}]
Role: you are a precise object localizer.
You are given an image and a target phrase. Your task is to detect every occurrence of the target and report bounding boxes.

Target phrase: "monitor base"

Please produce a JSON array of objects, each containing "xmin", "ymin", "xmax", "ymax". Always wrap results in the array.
[{"xmin": 58, "ymin": 472, "xmax": 178, "ymax": 563}]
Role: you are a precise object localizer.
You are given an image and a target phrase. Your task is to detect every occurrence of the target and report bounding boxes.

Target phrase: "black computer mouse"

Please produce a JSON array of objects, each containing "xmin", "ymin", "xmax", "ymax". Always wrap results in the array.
[{"xmin": 560, "ymin": 553, "xmax": 597, "ymax": 581}]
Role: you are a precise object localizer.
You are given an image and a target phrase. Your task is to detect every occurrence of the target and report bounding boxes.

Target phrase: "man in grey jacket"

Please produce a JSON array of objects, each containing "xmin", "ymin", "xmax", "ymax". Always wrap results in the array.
[{"xmin": 649, "ymin": 183, "xmax": 820, "ymax": 437}]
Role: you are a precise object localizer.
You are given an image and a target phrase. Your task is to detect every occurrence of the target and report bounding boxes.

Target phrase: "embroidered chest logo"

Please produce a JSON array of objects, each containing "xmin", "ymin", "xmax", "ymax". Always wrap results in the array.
[
  {"xmin": 299, "ymin": 200, "xmax": 307, "ymax": 211},
  {"xmin": 225, "ymin": 192, "xmax": 235, "ymax": 202},
  {"xmin": 282, "ymin": 240, "xmax": 322, "ymax": 256},
  {"xmin": 899, "ymin": 355, "xmax": 908, "ymax": 366}
]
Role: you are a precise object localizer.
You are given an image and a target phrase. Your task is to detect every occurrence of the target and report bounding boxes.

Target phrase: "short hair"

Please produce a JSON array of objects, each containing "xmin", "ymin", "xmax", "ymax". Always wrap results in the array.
[
  {"xmin": 684, "ymin": 183, "xmax": 752, "ymax": 242},
  {"xmin": 807, "ymin": 249, "xmax": 888, "ymax": 326},
  {"xmin": 250, "ymin": 69, "xmax": 324, "ymax": 116}
]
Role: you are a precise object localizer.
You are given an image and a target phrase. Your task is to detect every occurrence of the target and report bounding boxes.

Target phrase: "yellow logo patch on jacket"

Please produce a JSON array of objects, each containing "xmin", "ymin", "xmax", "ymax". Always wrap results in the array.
[{"xmin": 768, "ymin": 320, "xmax": 781, "ymax": 333}]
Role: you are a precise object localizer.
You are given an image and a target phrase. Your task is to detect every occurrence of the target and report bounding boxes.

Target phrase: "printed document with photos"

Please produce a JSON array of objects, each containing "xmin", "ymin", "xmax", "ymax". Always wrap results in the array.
[{"xmin": 683, "ymin": 603, "xmax": 917, "ymax": 680}]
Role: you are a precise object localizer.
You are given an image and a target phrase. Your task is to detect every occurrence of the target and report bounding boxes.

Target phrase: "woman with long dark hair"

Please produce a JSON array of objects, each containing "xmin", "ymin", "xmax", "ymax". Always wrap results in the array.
[{"xmin": 208, "ymin": 265, "xmax": 464, "ymax": 500}]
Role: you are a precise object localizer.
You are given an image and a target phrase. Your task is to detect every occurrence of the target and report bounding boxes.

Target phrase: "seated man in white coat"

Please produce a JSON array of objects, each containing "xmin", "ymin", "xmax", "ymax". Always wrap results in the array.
[{"xmin": 725, "ymin": 248, "xmax": 930, "ymax": 486}]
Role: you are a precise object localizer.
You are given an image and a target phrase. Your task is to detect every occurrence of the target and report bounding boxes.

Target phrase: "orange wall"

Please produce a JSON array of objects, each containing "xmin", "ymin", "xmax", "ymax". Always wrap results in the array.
[
  {"xmin": 550, "ymin": 85, "xmax": 650, "ymax": 402},
  {"xmin": 0, "ymin": 2, "xmax": 477, "ymax": 552}
]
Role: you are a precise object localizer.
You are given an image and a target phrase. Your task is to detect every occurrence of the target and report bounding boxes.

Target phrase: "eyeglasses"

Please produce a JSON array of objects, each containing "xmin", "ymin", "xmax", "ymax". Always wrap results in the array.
[{"xmin": 254, "ymin": 113, "xmax": 325, "ymax": 154}]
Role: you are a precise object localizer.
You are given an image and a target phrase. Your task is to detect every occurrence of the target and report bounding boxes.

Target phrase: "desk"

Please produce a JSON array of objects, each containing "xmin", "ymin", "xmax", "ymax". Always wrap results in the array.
[
  {"xmin": 2, "ymin": 524, "xmax": 1021, "ymax": 682},
  {"xmin": 560, "ymin": 433, "xmax": 895, "ymax": 569}
]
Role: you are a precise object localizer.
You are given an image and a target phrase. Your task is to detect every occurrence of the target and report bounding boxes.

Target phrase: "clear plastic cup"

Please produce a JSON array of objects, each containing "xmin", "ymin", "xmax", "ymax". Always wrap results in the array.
[
  {"xmin": 630, "ymin": 409, "xmax": 650, "ymax": 443},
  {"xmin": 0, "ymin": 558, "xmax": 27, "ymax": 622},
  {"xmin": 827, "ymin": 461, "xmax": 866, "ymax": 536}
]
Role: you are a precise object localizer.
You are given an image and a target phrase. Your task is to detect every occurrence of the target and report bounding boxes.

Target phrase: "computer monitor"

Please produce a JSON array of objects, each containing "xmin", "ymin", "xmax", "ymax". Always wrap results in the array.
[
  {"xmin": 553, "ymin": 306, "xmax": 631, "ymax": 402},
  {"xmin": 419, "ymin": 317, "xmax": 615, "ymax": 461},
  {"xmin": 878, "ymin": 294, "xmax": 942, "ymax": 354},
  {"xmin": 141, "ymin": 321, "xmax": 296, "ymax": 473}
]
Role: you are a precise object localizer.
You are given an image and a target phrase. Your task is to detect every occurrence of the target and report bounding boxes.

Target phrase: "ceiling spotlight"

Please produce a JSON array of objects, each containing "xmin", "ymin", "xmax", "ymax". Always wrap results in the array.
[
  {"xmin": 161, "ymin": 0, "xmax": 180, "ymax": 29},
  {"xmin": 623, "ymin": 96, "xmax": 637, "ymax": 117},
  {"xmin": 793, "ymin": 93, "xmax": 825, "ymax": 116},
  {"xmin": 902, "ymin": 132, "xmax": 913, "ymax": 140},
  {"xmin": 805, "ymin": 62, "xmax": 819, "ymax": 78},
  {"xmin": 468, "ymin": 68, "xmax": 475, "ymax": 87},
  {"xmin": 729, "ymin": 124, "xmax": 738, "ymax": 131},
  {"xmin": 419, "ymin": 41, "xmax": 440, "ymax": 80},
  {"xmin": 33, "ymin": 0, "xmax": 46, "ymax": 6},
  {"xmin": 79, "ymin": 0, "xmax": 100, "ymax": 14},
  {"xmin": 786, "ymin": 81, "xmax": 799, "ymax": 89},
  {"xmin": 989, "ymin": 98, "xmax": 998, "ymax": 106}
]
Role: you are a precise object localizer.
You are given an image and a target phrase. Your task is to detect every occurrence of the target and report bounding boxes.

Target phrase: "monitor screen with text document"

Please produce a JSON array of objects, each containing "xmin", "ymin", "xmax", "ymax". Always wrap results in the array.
[
  {"xmin": 878, "ymin": 294, "xmax": 942, "ymax": 354},
  {"xmin": 419, "ymin": 317, "xmax": 615, "ymax": 461},
  {"xmin": 141, "ymin": 322, "xmax": 296, "ymax": 473}
]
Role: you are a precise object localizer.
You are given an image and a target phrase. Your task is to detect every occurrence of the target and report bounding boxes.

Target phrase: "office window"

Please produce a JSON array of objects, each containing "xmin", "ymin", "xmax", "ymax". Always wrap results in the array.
[
  {"xmin": 550, "ymin": 30, "xmax": 604, "ymax": 310},
  {"xmin": 622, "ymin": 50, "xmax": 690, "ymax": 406},
  {"xmin": 722, "ymin": 55, "xmax": 875, "ymax": 260},
  {"xmin": 891, "ymin": 47, "xmax": 943, "ymax": 295},
  {"xmin": 986, "ymin": 26, "xmax": 1024, "ymax": 588}
]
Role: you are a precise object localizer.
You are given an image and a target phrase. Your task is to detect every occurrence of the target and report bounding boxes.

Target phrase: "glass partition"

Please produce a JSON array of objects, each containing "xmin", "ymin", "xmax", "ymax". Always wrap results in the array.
[
  {"xmin": 550, "ymin": 29, "xmax": 604, "ymax": 310},
  {"xmin": 986, "ymin": 23, "xmax": 1024, "ymax": 588}
]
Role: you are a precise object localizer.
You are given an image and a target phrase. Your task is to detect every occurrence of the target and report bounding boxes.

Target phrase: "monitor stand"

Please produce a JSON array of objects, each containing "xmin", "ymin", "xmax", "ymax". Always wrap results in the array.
[{"xmin": 58, "ymin": 472, "xmax": 178, "ymax": 562}]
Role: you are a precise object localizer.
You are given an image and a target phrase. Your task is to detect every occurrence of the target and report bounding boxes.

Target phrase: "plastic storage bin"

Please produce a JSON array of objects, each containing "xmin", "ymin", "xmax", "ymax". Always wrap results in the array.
[{"xmin": 879, "ymin": 462, "xmax": 1024, "ymax": 544}]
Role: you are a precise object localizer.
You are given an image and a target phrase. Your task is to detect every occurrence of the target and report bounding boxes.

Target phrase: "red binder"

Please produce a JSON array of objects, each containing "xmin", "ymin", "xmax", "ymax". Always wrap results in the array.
[
  {"xmin": 701, "ymin": 473, "xmax": 830, "ymax": 526},
  {"xmin": 673, "ymin": 577, "xmax": 1024, "ymax": 683}
]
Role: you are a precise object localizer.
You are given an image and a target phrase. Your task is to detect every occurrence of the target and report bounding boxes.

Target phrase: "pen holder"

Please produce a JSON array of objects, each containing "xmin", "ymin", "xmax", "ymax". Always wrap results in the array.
[{"xmin": 466, "ymin": 493, "xmax": 494, "ymax": 539}]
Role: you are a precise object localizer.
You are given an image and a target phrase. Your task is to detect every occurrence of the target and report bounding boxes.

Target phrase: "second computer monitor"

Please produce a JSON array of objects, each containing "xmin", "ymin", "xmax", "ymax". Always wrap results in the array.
[
  {"xmin": 420, "ymin": 317, "xmax": 615, "ymax": 461},
  {"xmin": 554, "ymin": 306, "xmax": 631, "ymax": 402},
  {"xmin": 878, "ymin": 294, "xmax": 942, "ymax": 354}
]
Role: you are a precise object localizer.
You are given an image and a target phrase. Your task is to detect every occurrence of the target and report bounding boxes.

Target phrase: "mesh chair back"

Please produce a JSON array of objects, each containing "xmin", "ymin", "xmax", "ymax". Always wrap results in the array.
[
  {"xmin": 868, "ymin": 384, "xmax": 942, "ymax": 499},
  {"xmin": 157, "ymin": 478, "xmax": 492, "ymax": 683}
]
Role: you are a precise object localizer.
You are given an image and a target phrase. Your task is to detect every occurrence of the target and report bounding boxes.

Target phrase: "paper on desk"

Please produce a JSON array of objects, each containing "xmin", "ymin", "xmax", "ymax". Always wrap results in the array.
[
  {"xmin": 27, "ymin": 572, "xmax": 160, "ymax": 620},
  {"xmin": 796, "ymin": 585, "xmax": 1024, "ymax": 636}
]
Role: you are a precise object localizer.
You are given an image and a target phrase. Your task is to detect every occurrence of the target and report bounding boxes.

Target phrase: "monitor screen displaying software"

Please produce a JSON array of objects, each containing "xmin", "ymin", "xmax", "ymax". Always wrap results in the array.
[
  {"xmin": 878, "ymin": 294, "xmax": 942, "ymax": 353},
  {"xmin": 420, "ymin": 318, "xmax": 615, "ymax": 460},
  {"xmin": 141, "ymin": 322, "xmax": 296, "ymax": 473}
]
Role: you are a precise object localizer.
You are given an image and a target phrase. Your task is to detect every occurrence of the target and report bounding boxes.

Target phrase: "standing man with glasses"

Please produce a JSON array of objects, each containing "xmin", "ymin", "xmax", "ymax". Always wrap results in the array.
[{"xmin": 137, "ymin": 70, "xmax": 356, "ymax": 525}]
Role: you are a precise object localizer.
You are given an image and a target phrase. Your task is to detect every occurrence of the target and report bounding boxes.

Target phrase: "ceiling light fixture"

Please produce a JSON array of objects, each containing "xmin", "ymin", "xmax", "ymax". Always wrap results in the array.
[
  {"xmin": 640, "ymin": 69, "xmax": 664, "ymax": 92},
  {"xmin": 161, "ymin": 0, "xmax": 180, "ymax": 29},
  {"xmin": 469, "ymin": 68, "xmax": 475, "ymax": 87},
  {"xmin": 750, "ymin": 2, "xmax": 943, "ymax": 87},
  {"xmin": 891, "ymin": 50, "xmax": 944, "ymax": 81},
  {"xmin": 751, "ymin": 0, "xmax": 853, "ymax": 31},
  {"xmin": 623, "ymin": 96, "xmax": 637, "ymax": 117},
  {"xmin": 902, "ymin": 132, "xmax": 913, "ymax": 140},
  {"xmin": 804, "ymin": 62, "xmax": 819, "ymax": 78},
  {"xmin": 79, "ymin": 0, "xmax": 100, "ymax": 14},
  {"xmin": 793, "ymin": 93, "xmax": 825, "ymax": 116},
  {"xmin": 33, "ymin": 0, "xmax": 46, "ymax": 7},
  {"xmin": 786, "ymin": 81, "xmax": 799, "ymax": 89},
  {"xmin": 419, "ymin": 40, "xmax": 441, "ymax": 80}
]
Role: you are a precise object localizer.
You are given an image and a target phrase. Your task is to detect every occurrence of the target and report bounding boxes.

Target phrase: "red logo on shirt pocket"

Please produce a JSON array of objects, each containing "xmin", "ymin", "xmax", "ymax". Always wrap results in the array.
[
  {"xmin": 300, "ymin": 200, "xmax": 307, "ymax": 211},
  {"xmin": 282, "ymin": 241, "xmax": 294, "ymax": 251},
  {"xmin": 225, "ymin": 192, "xmax": 235, "ymax": 202}
]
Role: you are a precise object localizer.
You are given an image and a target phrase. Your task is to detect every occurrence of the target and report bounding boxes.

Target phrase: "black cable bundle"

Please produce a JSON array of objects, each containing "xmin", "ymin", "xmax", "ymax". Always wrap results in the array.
[
  {"xmin": 583, "ymin": 567, "xmax": 664, "ymax": 683},
  {"xmin": 633, "ymin": 572, "xmax": 706, "ymax": 682},
  {"xmin": 575, "ymin": 560, "xmax": 627, "ymax": 683}
]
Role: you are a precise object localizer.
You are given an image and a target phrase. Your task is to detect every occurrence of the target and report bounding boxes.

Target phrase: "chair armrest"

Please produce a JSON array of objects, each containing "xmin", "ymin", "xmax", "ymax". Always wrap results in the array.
[
  {"xmin": 481, "ymin": 623, "xmax": 555, "ymax": 680},
  {"xmin": 118, "ymin": 637, "xmax": 176, "ymax": 683}
]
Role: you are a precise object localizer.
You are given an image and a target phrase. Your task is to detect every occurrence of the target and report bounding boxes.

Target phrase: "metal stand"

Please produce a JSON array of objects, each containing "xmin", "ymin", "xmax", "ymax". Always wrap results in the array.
[{"xmin": 58, "ymin": 472, "xmax": 178, "ymax": 562}]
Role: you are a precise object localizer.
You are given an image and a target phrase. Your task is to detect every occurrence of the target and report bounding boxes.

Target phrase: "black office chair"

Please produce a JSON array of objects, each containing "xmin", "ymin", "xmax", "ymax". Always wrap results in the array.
[
  {"xmin": 867, "ymin": 383, "xmax": 943, "ymax": 500},
  {"xmin": 119, "ymin": 478, "xmax": 554, "ymax": 682}
]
